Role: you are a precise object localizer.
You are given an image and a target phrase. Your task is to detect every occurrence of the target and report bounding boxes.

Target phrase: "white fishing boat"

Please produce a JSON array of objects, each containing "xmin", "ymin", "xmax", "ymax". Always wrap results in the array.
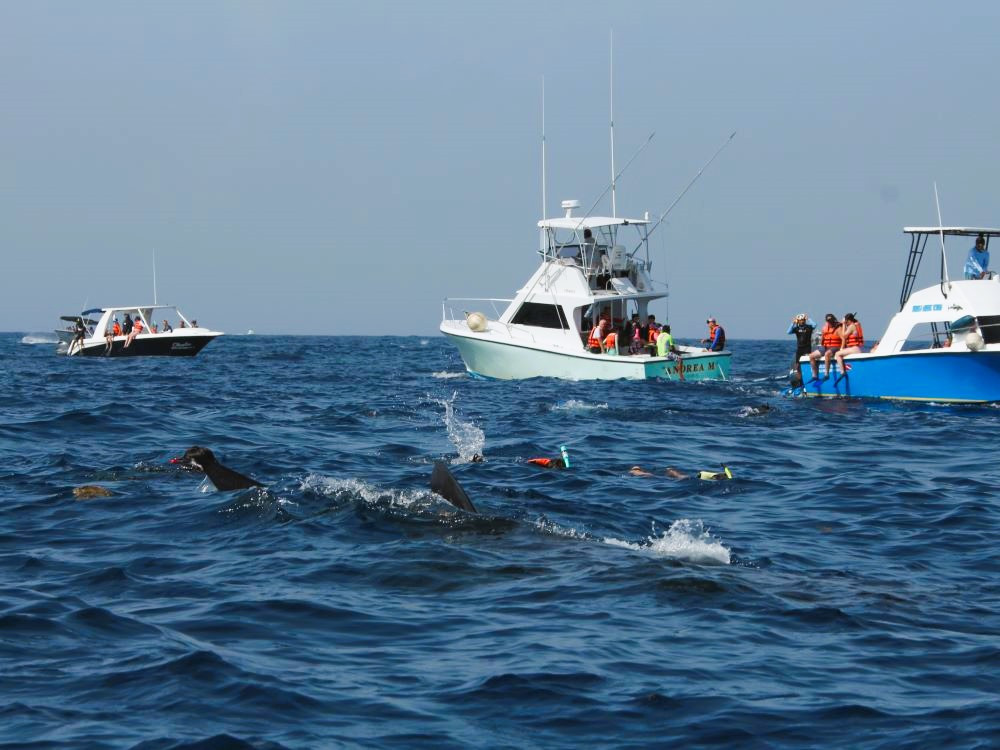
[
  {"xmin": 56, "ymin": 305, "xmax": 222, "ymax": 357},
  {"xmin": 441, "ymin": 200, "xmax": 731, "ymax": 381},
  {"xmin": 797, "ymin": 227, "xmax": 1000, "ymax": 402}
]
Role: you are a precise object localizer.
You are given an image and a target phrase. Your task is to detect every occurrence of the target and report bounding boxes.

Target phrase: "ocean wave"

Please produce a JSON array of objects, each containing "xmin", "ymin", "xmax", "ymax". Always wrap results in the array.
[
  {"xmin": 550, "ymin": 399, "xmax": 609, "ymax": 412},
  {"xmin": 20, "ymin": 334, "xmax": 58, "ymax": 345},
  {"xmin": 431, "ymin": 370, "xmax": 466, "ymax": 379},
  {"xmin": 603, "ymin": 519, "xmax": 731, "ymax": 565}
]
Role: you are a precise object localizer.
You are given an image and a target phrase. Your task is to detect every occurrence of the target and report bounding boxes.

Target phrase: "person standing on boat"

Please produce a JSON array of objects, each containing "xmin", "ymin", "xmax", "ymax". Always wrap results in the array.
[
  {"xmin": 702, "ymin": 317, "xmax": 726, "ymax": 351},
  {"xmin": 787, "ymin": 313, "xmax": 816, "ymax": 370},
  {"xmin": 656, "ymin": 324, "xmax": 685, "ymax": 380},
  {"xmin": 964, "ymin": 234, "xmax": 990, "ymax": 279},
  {"xmin": 835, "ymin": 313, "xmax": 864, "ymax": 371},
  {"xmin": 587, "ymin": 318, "xmax": 610, "ymax": 353},
  {"xmin": 808, "ymin": 313, "xmax": 841, "ymax": 380}
]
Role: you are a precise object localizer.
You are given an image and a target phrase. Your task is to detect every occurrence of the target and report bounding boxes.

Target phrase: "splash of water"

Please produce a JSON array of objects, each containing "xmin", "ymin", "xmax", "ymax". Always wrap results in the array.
[
  {"xmin": 430, "ymin": 393, "xmax": 485, "ymax": 463},
  {"xmin": 603, "ymin": 519, "xmax": 731, "ymax": 565}
]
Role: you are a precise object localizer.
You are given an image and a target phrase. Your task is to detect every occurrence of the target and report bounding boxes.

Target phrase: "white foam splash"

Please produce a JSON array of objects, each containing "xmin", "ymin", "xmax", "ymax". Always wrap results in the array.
[
  {"xmin": 431, "ymin": 371, "xmax": 466, "ymax": 379},
  {"xmin": 430, "ymin": 393, "xmax": 485, "ymax": 463},
  {"xmin": 603, "ymin": 519, "xmax": 731, "ymax": 565},
  {"xmin": 551, "ymin": 399, "xmax": 609, "ymax": 412},
  {"xmin": 20, "ymin": 334, "xmax": 58, "ymax": 345},
  {"xmin": 300, "ymin": 474, "xmax": 429, "ymax": 510}
]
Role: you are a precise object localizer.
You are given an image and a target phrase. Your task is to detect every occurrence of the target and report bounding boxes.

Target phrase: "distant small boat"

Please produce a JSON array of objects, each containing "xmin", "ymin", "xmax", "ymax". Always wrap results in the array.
[
  {"xmin": 56, "ymin": 305, "xmax": 222, "ymax": 357},
  {"xmin": 798, "ymin": 226, "xmax": 1000, "ymax": 402}
]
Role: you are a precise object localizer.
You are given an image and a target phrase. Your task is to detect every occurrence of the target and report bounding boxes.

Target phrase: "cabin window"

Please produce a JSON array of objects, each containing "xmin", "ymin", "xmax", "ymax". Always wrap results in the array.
[
  {"xmin": 978, "ymin": 315, "xmax": 1000, "ymax": 344},
  {"xmin": 901, "ymin": 322, "xmax": 954, "ymax": 351},
  {"xmin": 510, "ymin": 302, "xmax": 569, "ymax": 329}
]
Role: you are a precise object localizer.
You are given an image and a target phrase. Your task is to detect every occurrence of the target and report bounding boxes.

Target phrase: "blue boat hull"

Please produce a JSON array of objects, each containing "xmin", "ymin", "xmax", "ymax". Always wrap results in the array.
[{"xmin": 797, "ymin": 350, "xmax": 1000, "ymax": 403}]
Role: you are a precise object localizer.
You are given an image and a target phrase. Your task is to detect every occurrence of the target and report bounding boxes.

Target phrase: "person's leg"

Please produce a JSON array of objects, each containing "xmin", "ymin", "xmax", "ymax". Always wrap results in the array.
[{"xmin": 809, "ymin": 349, "xmax": 821, "ymax": 379}]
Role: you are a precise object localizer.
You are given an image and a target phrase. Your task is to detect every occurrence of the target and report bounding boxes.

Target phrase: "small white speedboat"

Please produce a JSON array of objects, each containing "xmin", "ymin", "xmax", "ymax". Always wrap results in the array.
[
  {"xmin": 441, "ymin": 200, "xmax": 730, "ymax": 381},
  {"xmin": 797, "ymin": 226, "xmax": 1000, "ymax": 402},
  {"xmin": 56, "ymin": 305, "xmax": 222, "ymax": 357}
]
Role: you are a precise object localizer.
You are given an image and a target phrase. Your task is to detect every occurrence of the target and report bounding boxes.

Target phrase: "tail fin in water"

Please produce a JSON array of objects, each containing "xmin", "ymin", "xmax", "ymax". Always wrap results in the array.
[{"xmin": 430, "ymin": 461, "xmax": 478, "ymax": 513}]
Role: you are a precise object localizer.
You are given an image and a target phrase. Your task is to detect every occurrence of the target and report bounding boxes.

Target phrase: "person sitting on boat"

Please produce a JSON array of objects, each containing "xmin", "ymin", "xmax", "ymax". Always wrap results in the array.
[
  {"xmin": 656, "ymin": 324, "xmax": 685, "ymax": 380},
  {"xmin": 111, "ymin": 317, "xmax": 122, "ymax": 336},
  {"xmin": 103, "ymin": 323, "xmax": 115, "ymax": 354},
  {"xmin": 964, "ymin": 234, "xmax": 990, "ymax": 279},
  {"xmin": 702, "ymin": 317, "xmax": 726, "ymax": 351},
  {"xmin": 124, "ymin": 316, "xmax": 144, "ymax": 348},
  {"xmin": 191, "ymin": 319, "xmax": 198, "ymax": 328},
  {"xmin": 162, "ymin": 319, "xmax": 173, "ymax": 333},
  {"xmin": 834, "ymin": 313, "xmax": 864, "ymax": 370},
  {"xmin": 787, "ymin": 313, "xmax": 816, "ymax": 370},
  {"xmin": 122, "ymin": 313, "xmax": 133, "ymax": 336},
  {"xmin": 808, "ymin": 313, "xmax": 841, "ymax": 380}
]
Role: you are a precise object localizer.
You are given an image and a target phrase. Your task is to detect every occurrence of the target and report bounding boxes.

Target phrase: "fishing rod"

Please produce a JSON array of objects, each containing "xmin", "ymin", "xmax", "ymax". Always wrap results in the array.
[
  {"xmin": 570, "ymin": 131, "xmax": 656, "ymax": 236},
  {"xmin": 633, "ymin": 130, "xmax": 736, "ymax": 254}
]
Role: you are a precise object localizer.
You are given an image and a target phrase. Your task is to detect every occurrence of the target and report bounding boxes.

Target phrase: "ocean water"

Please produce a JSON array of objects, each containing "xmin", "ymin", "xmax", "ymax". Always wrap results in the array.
[{"xmin": 2, "ymin": 333, "xmax": 998, "ymax": 749}]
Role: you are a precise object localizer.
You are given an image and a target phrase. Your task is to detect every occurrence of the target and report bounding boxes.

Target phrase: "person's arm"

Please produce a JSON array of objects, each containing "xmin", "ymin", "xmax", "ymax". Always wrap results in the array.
[{"xmin": 787, "ymin": 322, "xmax": 796, "ymax": 335}]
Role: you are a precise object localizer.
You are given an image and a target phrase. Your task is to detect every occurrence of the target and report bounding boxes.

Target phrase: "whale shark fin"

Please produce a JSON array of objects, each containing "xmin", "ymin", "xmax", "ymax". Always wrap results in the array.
[{"xmin": 430, "ymin": 461, "xmax": 478, "ymax": 513}]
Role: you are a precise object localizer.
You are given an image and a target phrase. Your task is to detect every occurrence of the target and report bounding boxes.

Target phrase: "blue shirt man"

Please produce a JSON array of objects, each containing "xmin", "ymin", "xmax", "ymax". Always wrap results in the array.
[{"xmin": 964, "ymin": 235, "xmax": 989, "ymax": 279}]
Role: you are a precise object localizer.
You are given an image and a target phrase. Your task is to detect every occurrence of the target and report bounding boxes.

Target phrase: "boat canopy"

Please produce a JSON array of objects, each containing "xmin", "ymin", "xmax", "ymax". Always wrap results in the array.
[
  {"xmin": 903, "ymin": 227, "xmax": 1000, "ymax": 237},
  {"xmin": 538, "ymin": 216, "xmax": 649, "ymax": 230}
]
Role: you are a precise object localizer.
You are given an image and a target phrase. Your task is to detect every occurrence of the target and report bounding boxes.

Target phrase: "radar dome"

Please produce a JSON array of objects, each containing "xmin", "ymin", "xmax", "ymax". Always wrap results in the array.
[{"xmin": 466, "ymin": 312, "xmax": 488, "ymax": 332}]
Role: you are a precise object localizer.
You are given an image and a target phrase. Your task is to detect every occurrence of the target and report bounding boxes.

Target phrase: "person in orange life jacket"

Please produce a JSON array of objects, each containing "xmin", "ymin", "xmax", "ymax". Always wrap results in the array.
[
  {"xmin": 702, "ymin": 316, "xmax": 725, "ymax": 351},
  {"xmin": 124, "ymin": 315, "xmax": 144, "ymax": 348},
  {"xmin": 808, "ymin": 313, "xmax": 841, "ymax": 380},
  {"xmin": 642, "ymin": 314, "xmax": 660, "ymax": 344},
  {"xmin": 835, "ymin": 312, "xmax": 864, "ymax": 371},
  {"xmin": 587, "ymin": 318, "xmax": 610, "ymax": 352}
]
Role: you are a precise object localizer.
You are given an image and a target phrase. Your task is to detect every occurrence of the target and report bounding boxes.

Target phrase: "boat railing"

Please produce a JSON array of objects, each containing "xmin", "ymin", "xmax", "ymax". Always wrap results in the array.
[{"xmin": 441, "ymin": 298, "xmax": 513, "ymax": 324}]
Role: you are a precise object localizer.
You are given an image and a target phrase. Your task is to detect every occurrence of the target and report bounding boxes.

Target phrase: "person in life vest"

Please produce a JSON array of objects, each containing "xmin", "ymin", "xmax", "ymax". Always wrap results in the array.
[
  {"xmin": 702, "ymin": 317, "xmax": 726, "ymax": 351},
  {"xmin": 112, "ymin": 317, "xmax": 122, "ymax": 336},
  {"xmin": 587, "ymin": 319, "xmax": 610, "ymax": 353},
  {"xmin": 527, "ymin": 446, "xmax": 569, "ymax": 469},
  {"xmin": 808, "ymin": 313, "xmax": 841, "ymax": 380},
  {"xmin": 835, "ymin": 312, "xmax": 864, "ymax": 372},
  {"xmin": 124, "ymin": 315, "xmax": 144, "ymax": 349},
  {"xmin": 656, "ymin": 324, "xmax": 685, "ymax": 380}
]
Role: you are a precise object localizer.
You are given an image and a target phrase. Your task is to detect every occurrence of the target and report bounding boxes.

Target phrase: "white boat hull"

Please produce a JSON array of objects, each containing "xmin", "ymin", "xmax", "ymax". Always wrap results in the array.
[{"xmin": 442, "ymin": 325, "xmax": 730, "ymax": 381}]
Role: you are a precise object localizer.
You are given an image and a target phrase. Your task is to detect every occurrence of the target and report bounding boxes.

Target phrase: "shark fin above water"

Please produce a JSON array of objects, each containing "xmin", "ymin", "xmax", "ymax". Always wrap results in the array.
[{"xmin": 430, "ymin": 460, "xmax": 478, "ymax": 513}]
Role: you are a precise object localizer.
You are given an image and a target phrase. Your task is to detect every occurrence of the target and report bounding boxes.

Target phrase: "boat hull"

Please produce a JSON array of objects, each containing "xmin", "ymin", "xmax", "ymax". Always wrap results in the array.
[
  {"xmin": 797, "ymin": 350, "xmax": 1000, "ymax": 403},
  {"xmin": 69, "ymin": 334, "xmax": 219, "ymax": 358},
  {"xmin": 443, "ymin": 329, "xmax": 730, "ymax": 381}
]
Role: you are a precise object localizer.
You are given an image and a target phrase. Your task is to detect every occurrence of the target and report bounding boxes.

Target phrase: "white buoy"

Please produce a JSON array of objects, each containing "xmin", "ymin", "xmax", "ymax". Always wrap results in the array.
[
  {"xmin": 466, "ymin": 312, "xmax": 487, "ymax": 332},
  {"xmin": 966, "ymin": 330, "xmax": 984, "ymax": 351}
]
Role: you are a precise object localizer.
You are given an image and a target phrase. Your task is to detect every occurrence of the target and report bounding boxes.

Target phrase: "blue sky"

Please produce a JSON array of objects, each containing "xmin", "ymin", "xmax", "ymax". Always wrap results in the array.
[{"xmin": 2, "ymin": 1, "xmax": 998, "ymax": 338}]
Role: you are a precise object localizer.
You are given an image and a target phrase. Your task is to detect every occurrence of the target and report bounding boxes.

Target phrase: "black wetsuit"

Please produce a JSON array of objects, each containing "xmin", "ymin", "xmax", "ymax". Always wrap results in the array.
[{"xmin": 790, "ymin": 321, "xmax": 814, "ymax": 369}]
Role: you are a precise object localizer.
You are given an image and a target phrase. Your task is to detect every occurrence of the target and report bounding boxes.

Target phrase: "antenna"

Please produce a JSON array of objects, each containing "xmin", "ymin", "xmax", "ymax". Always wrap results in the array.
[
  {"xmin": 152, "ymin": 249, "xmax": 158, "ymax": 305},
  {"xmin": 933, "ymin": 182, "xmax": 950, "ymax": 286},
  {"xmin": 541, "ymin": 77, "xmax": 547, "ymax": 221},
  {"xmin": 635, "ymin": 130, "xmax": 736, "ymax": 252},
  {"xmin": 609, "ymin": 30, "xmax": 616, "ymax": 218}
]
